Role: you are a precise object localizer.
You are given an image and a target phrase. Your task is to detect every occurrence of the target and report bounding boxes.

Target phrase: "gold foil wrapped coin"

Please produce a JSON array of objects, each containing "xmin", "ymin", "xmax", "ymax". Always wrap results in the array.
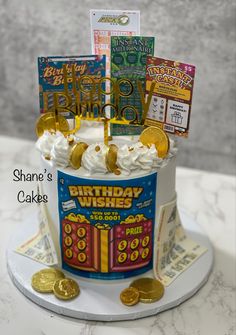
[
  {"xmin": 129, "ymin": 277, "xmax": 165, "ymax": 303},
  {"xmin": 70, "ymin": 142, "xmax": 88, "ymax": 169},
  {"xmin": 120, "ymin": 287, "xmax": 140, "ymax": 306},
  {"xmin": 53, "ymin": 278, "xmax": 80, "ymax": 300},
  {"xmin": 139, "ymin": 126, "xmax": 169, "ymax": 158},
  {"xmin": 31, "ymin": 268, "xmax": 65, "ymax": 293},
  {"xmin": 106, "ymin": 144, "xmax": 118, "ymax": 172},
  {"xmin": 35, "ymin": 112, "xmax": 69, "ymax": 138}
]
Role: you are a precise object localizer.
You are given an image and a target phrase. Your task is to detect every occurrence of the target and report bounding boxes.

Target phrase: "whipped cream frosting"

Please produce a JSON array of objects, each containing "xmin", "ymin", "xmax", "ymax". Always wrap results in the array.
[
  {"xmin": 36, "ymin": 131, "xmax": 177, "ymax": 175},
  {"xmin": 51, "ymin": 134, "xmax": 71, "ymax": 167},
  {"xmin": 36, "ymin": 131, "xmax": 58, "ymax": 157},
  {"xmin": 81, "ymin": 143, "xmax": 108, "ymax": 174},
  {"xmin": 36, "ymin": 131, "xmax": 71, "ymax": 167},
  {"xmin": 117, "ymin": 142, "xmax": 163, "ymax": 175},
  {"xmin": 169, "ymin": 138, "xmax": 178, "ymax": 157}
]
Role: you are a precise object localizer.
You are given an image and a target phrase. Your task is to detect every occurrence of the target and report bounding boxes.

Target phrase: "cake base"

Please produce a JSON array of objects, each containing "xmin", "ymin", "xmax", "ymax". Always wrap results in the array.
[{"xmin": 6, "ymin": 209, "xmax": 213, "ymax": 321}]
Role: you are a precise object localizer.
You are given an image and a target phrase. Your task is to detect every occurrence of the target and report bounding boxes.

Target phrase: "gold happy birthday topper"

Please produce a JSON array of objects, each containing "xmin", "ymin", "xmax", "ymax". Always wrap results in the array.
[{"xmin": 42, "ymin": 64, "xmax": 156, "ymax": 144}]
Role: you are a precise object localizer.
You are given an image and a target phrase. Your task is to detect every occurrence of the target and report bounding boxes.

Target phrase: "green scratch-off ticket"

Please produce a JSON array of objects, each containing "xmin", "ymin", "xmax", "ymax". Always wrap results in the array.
[{"xmin": 110, "ymin": 36, "xmax": 155, "ymax": 136}]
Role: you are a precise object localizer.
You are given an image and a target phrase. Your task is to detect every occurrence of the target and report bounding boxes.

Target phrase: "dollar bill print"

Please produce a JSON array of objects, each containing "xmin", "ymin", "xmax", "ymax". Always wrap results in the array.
[
  {"xmin": 15, "ymin": 184, "xmax": 58, "ymax": 266},
  {"xmin": 154, "ymin": 197, "xmax": 207, "ymax": 286}
]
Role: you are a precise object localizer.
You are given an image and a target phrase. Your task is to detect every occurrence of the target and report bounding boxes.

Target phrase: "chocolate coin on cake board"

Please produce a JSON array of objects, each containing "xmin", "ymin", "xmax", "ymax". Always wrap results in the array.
[
  {"xmin": 35, "ymin": 112, "xmax": 70, "ymax": 138},
  {"xmin": 120, "ymin": 287, "xmax": 140, "ymax": 306},
  {"xmin": 139, "ymin": 126, "xmax": 169, "ymax": 158},
  {"xmin": 53, "ymin": 278, "xmax": 80, "ymax": 300},
  {"xmin": 106, "ymin": 144, "xmax": 118, "ymax": 172},
  {"xmin": 31, "ymin": 268, "xmax": 65, "ymax": 293},
  {"xmin": 129, "ymin": 277, "xmax": 165, "ymax": 303},
  {"xmin": 70, "ymin": 142, "xmax": 88, "ymax": 169}
]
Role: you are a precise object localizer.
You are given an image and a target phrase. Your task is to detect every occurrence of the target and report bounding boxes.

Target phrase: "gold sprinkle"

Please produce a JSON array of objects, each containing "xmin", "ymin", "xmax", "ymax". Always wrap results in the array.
[
  {"xmin": 129, "ymin": 147, "xmax": 134, "ymax": 151},
  {"xmin": 114, "ymin": 169, "xmax": 121, "ymax": 175},
  {"xmin": 67, "ymin": 137, "xmax": 74, "ymax": 145},
  {"xmin": 44, "ymin": 155, "xmax": 51, "ymax": 160},
  {"xmin": 95, "ymin": 145, "xmax": 100, "ymax": 152}
]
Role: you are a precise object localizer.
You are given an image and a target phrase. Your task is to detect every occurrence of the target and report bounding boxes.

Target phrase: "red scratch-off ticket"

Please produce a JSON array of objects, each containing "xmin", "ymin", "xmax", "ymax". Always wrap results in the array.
[
  {"xmin": 109, "ymin": 220, "xmax": 153, "ymax": 271},
  {"xmin": 62, "ymin": 219, "xmax": 99, "ymax": 272},
  {"xmin": 145, "ymin": 57, "xmax": 196, "ymax": 137},
  {"xmin": 61, "ymin": 218, "xmax": 153, "ymax": 274}
]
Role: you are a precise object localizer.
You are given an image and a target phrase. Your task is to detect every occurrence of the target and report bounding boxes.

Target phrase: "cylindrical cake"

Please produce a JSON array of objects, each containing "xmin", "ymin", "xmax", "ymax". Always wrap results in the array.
[
  {"xmin": 40, "ymin": 150, "xmax": 176, "ymax": 280},
  {"xmin": 37, "ymin": 122, "xmax": 177, "ymax": 280}
]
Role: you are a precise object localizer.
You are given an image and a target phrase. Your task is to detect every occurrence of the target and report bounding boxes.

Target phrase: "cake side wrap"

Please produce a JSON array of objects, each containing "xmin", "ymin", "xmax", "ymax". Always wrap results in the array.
[
  {"xmin": 57, "ymin": 171, "xmax": 157, "ymax": 279},
  {"xmin": 40, "ymin": 148, "xmax": 177, "ymax": 280}
]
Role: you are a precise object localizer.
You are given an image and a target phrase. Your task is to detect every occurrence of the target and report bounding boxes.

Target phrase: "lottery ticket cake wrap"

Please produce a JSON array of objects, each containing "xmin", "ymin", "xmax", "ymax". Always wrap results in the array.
[{"xmin": 36, "ymin": 122, "xmax": 177, "ymax": 280}]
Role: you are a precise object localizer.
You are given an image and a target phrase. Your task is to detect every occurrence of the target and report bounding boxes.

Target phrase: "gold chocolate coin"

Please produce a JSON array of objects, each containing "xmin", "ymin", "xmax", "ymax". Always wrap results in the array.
[
  {"xmin": 129, "ymin": 277, "xmax": 164, "ymax": 303},
  {"xmin": 139, "ymin": 126, "xmax": 169, "ymax": 158},
  {"xmin": 106, "ymin": 144, "xmax": 118, "ymax": 172},
  {"xmin": 31, "ymin": 268, "xmax": 65, "ymax": 293},
  {"xmin": 35, "ymin": 112, "xmax": 70, "ymax": 137},
  {"xmin": 70, "ymin": 142, "xmax": 88, "ymax": 169},
  {"xmin": 120, "ymin": 287, "xmax": 140, "ymax": 306},
  {"xmin": 53, "ymin": 278, "xmax": 80, "ymax": 300}
]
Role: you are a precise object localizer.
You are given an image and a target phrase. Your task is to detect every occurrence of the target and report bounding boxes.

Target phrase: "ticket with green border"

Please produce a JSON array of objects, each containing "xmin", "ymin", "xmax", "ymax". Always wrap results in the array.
[{"xmin": 110, "ymin": 36, "xmax": 155, "ymax": 136}]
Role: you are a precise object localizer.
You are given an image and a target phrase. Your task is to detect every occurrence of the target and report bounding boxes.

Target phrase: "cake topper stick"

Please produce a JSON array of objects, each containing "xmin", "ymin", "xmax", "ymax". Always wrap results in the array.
[
  {"xmin": 138, "ymin": 81, "xmax": 156, "ymax": 124},
  {"xmin": 104, "ymin": 118, "xmax": 109, "ymax": 146},
  {"xmin": 53, "ymin": 93, "xmax": 59, "ymax": 131},
  {"xmin": 63, "ymin": 64, "xmax": 69, "ymax": 95},
  {"xmin": 71, "ymin": 64, "xmax": 77, "ymax": 96}
]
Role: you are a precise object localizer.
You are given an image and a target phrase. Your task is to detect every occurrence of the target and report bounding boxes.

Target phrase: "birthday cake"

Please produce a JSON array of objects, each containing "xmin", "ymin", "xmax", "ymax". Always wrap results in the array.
[
  {"xmin": 36, "ymin": 121, "xmax": 177, "ymax": 280},
  {"xmin": 21, "ymin": 9, "xmax": 206, "ymax": 296}
]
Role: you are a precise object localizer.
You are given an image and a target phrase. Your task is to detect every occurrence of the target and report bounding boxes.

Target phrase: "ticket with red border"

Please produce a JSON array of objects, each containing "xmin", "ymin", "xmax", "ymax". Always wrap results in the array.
[
  {"xmin": 145, "ymin": 57, "xmax": 196, "ymax": 137},
  {"xmin": 90, "ymin": 9, "xmax": 140, "ymax": 77}
]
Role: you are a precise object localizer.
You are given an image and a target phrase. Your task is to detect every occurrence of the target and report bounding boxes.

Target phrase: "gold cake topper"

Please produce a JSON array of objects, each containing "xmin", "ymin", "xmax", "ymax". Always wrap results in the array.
[{"xmin": 36, "ymin": 64, "xmax": 156, "ymax": 145}]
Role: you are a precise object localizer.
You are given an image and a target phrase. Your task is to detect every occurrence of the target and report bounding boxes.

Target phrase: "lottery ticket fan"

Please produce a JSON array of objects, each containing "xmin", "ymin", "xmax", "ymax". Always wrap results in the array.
[
  {"xmin": 154, "ymin": 198, "xmax": 207, "ymax": 286},
  {"xmin": 15, "ymin": 183, "xmax": 58, "ymax": 266}
]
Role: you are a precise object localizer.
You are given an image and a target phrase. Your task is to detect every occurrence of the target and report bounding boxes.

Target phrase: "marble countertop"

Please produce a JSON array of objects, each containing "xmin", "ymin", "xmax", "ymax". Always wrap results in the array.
[{"xmin": 0, "ymin": 135, "xmax": 235, "ymax": 335}]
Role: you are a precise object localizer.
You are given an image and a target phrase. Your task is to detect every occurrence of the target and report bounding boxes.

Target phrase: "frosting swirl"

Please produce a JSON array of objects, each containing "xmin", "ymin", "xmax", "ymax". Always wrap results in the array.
[
  {"xmin": 36, "ymin": 131, "xmax": 58, "ymax": 157},
  {"xmin": 81, "ymin": 143, "xmax": 108, "ymax": 174},
  {"xmin": 168, "ymin": 138, "xmax": 178, "ymax": 157},
  {"xmin": 51, "ymin": 133, "xmax": 71, "ymax": 167},
  {"xmin": 117, "ymin": 142, "xmax": 163, "ymax": 175}
]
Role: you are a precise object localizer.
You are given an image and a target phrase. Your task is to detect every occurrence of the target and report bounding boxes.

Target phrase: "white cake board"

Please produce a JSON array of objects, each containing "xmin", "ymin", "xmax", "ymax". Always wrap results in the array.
[{"xmin": 6, "ymin": 209, "xmax": 213, "ymax": 321}]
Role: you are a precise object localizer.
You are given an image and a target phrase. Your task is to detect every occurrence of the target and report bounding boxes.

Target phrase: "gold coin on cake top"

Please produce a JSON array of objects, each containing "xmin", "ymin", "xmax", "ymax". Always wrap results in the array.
[
  {"xmin": 120, "ymin": 287, "xmax": 140, "ymax": 306},
  {"xmin": 35, "ymin": 112, "xmax": 70, "ymax": 138},
  {"xmin": 139, "ymin": 126, "xmax": 169, "ymax": 158},
  {"xmin": 70, "ymin": 142, "xmax": 88, "ymax": 169},
  {"xmin": 106, "ymin": 144, "xmax": 118, "ymax": 173},
  {"xmin": 53, "ymin": 278, "xmax": 80, "ymax": 300},
  {"xmin": 31, "ymin": 268, "xmax": 65, "ymax": 293},
  {"xmin": 129, "ymin": 277, "xmax": 165, "ymax": 303}
]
